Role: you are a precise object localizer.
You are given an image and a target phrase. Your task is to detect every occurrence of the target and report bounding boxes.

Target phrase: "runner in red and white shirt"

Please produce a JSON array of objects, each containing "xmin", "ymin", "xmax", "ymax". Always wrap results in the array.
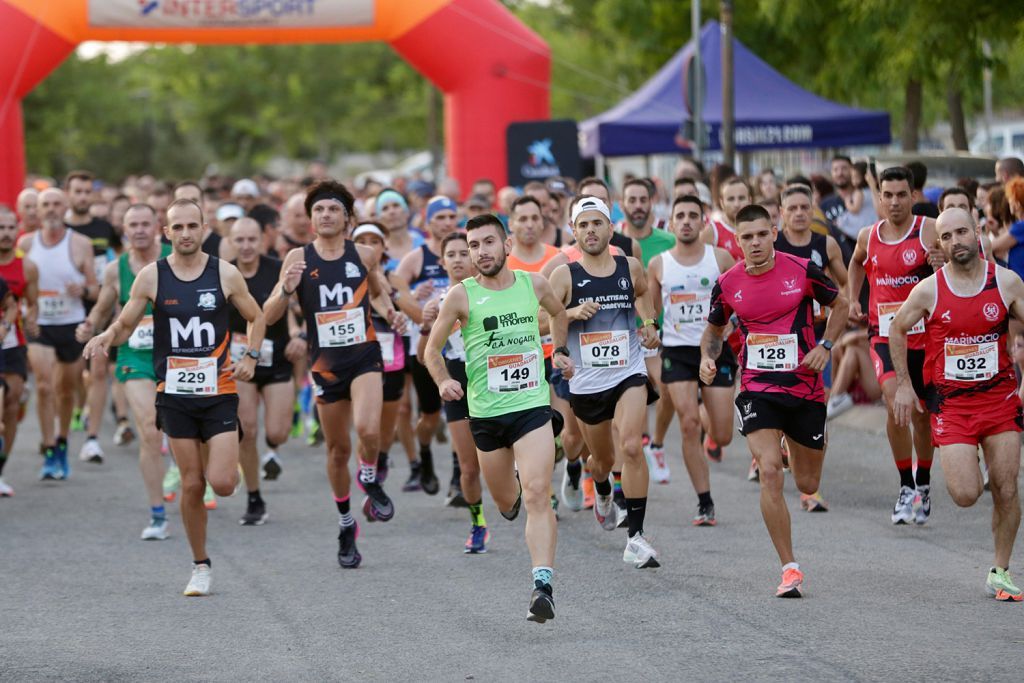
[
  {"xmin": 701, "ymin": 204, "xmax": 849, "ymax": 598},
  {"xmin": 890, "ymin": 207, "xmax": 1024, "ymax": 602},
  {"xmin": 700, "ymin": 176, "xmax": 746, "ymax": 262},
  {"xmin": 848, "ymin": 165, "xmax": 942, "ymax": 526}
]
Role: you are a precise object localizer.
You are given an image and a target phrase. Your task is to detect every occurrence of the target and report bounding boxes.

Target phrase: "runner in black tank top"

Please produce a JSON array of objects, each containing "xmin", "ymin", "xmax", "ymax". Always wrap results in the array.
[
  {"xmin": 264, "ymin": 180, "xmax": 406, "ymax": 569},
  {"xmin": 393, "ymin": 196, "xmax": 459, "ymax": 496},
  {"xmin": 83, "ymin": 198, "xmax": 267, "ymax": 597},
  {"xmin": 228, "ymin": 217, "xmax": 296, "ymax": 525}
]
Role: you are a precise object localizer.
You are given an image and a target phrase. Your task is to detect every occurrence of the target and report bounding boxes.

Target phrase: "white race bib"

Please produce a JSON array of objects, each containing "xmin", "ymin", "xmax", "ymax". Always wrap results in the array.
[
  {"xmin": 746, "ymin": 333, "xmax": 798, "ymax": 371},
  {"xmin": 2, "ymin": 322, "xmax": 18, "ymax": 350},
  {"xmin": 229, "ymin": 333, "xmax": 273, "ymax": 367},
  {"xmin": 93, "ymin": 254, "xmax": 110, "ymax": 281},
  {"xmin": 669, "ymin": 291, "xmax": 710, "ymax": 327},
  {"xmin": 128, "ymin": 315, "xmax": 154, "ymax": 350},
  {"xmin": 164, "ymin": 356, "xmax": 218, "ymax": 395},
  {"xmin": 315, "ymin": 309, "xmax": 366, "ymax": 347},
  {"xmin": 579, "ymin": 330, "xmax": 630, "ymax": 368},
  {"xmin": 487, "ymin": 352, "xmax": 540, "ymax": 393},
  {"xmin": 38, "ymin": 291, "xmax": 72, "ymax": 321},
  {"xmin": 944, "ymin": 342, "xmax": 997, "ymax": 382},
  {"xmin": 377, "ymin": 332, "xmax": 395, "ymax": 366},
  {"xmin": 878, "ymin": 302, "xmax": 924, "ymax": 338}
]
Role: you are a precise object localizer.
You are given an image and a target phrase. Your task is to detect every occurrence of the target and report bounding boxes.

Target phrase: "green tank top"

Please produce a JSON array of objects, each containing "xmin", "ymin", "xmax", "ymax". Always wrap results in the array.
[
  {"xmin": 462, "ymin": 270, "xmax": 549, "ymax": 418},
  {"xmin": 117, "ymin": 245, "xmax": 171, "ymax": 356}
]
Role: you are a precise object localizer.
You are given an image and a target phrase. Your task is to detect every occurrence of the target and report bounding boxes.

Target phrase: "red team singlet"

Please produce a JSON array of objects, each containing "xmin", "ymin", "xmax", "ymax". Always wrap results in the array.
[
  {"xmin": 709, "ymin": 219, "xmax": 743, "ymax": 262},
  {"xmin": 924, "ymin": 262, "xmax": 1022, "ymax": 446},
  {"xmin": 864, "ymin": 215, "xmax": 933, "ymax": 387},
  {"xmin": 0, "ymin": 255, "xmax": 27, "ymax": 347},
  {"xmin": 708, "ymin": 251, "xmax": 838, "ymax": 403}
]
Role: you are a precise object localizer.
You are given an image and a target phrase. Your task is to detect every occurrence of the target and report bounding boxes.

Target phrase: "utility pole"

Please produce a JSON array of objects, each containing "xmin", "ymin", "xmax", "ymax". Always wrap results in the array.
[
  {"xmin": 691, "ymin": 0, "xmax": 702, "ymax": 162},
  {"xmin": 720, "ymin": 0, "xmax": 735, "ymax": 167}
]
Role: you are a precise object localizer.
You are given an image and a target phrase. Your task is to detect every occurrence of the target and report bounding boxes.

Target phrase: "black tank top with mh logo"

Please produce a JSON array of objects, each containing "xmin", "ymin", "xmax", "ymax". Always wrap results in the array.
[
  {"xmin": 153, "ymin": 255, "xmax": 234, "ymax": 395},
  {"xmin": 297, "ymin": 240, "xmax": 379, "ymax": 386}
]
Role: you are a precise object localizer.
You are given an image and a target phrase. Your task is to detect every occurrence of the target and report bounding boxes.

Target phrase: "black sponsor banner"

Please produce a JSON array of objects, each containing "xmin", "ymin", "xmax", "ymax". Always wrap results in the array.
[{"xmin": 506, "ymin": 119, "xmax": 582, "ymax": 186}]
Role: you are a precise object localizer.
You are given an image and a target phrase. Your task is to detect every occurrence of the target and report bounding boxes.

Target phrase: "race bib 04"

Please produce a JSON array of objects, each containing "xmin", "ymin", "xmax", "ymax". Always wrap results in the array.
[{"xmin": 128, "ymin": 315, "xmax": 154, "ymax": 350}]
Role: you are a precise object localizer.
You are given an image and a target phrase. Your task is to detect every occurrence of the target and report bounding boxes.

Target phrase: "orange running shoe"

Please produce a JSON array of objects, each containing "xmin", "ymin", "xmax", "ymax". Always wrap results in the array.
[
  {"xmin": 582, "ymin": 475, "xmax": 595, "ymax": 510},
  {"xmin": 703, "ymin": 435, "xmax": 722, "ymax": 463},
  {"xmin": 776, "ymin": 567, "xmax": 803, "ymax": 598}
]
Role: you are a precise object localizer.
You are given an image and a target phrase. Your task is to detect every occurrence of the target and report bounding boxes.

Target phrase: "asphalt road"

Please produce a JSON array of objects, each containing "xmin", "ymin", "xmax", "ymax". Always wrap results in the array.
[{"xmin": 3, "ymin": 398, "xmax": 1024, "ymax": 682}]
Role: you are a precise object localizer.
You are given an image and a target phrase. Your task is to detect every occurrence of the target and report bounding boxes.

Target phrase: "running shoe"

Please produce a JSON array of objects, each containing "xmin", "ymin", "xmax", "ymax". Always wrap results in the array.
[
  {"xmin": 0, "ymin": 477, "xmax": 13, "ymax": 497},
  {"xmin": 402, "ymin": 461, "xmax": 423, "ymax": 492},
  {"xmin": 360, "ymin": 481, "xmax": 395, "ymax": 522},
  {"xmin": 594, "ymin": 492, "xmax": 618, "ymax": 531},
  {"xmin": 419, "ymin": 454, "xmax": 440, "ymax": 496},
  {"xmin": 623, "ymin": 532, "xmax": 661, "ymax": 569},
  {"xmin": 446, "ymin": 477, "xmax": 467, "ymax": 508},
  {"xmin": 305, "ymin": 418, "xmax": 323, "ymax": 447},
  {"xmin": 183, "ymin": 564, "xmax": 212, "ymax": 596},
  {"xmin": 527, "ymin": 582, "xmax": 555, "ymax": 623},
  {"xmin": 376, "ymin": 452, "xmax": 389, "ymax": 484},
  {"xmin": 704, "ymin": 435, "xmax": 723, "ymax": 463},
  {"xmin": 891, "ymin": 485, "xmax": 915, "ymax": 525},
  {"xmin": 70, "ymin": 408, "xmax": 85, "ymax": 433},
  {"xmin": 163, "ymin": 465, "xmax": 181, "ymax": 502},
  {"xmin": 646, "ymin": 443, "xmax": 670, "ymax": 484},
  {"xmin": 800, "ymin": 492, "xmax": 829, "ymax": 512},
  {"xmin": 78, "ymin": 438, "xmax": 104, "ymax": 464},
  {"xmin": 337, "ymin": 523, "xmax": 361, "ymax": 569},
  {"xmin": 776, "ymin": 567, "xmax": 803, "ymax": 598},
  {"xmin": 141, "ymin": 517, "xmax": 169, "ymax": 540},
  {"xmin": 986, "ymin": 567, "xmax": 1023, "ymax": 602},
  {"xmin": 581, "ymin": 475, "xmax": 595, "ymax": 509},
  {"xmin": 826, "ymin": 392, "xmax": 854, "ymax": 420},
  {"xmin": 500, "ymin": 480, "xmax": 523, "ymax": 521},
  {"xmin": 39, "ymin": 448, "xmax": 59, "ymax": 480},
  {"xmin": 113, "ymin": 421, "xmax": 136, "ymax": 447},
  {"xmin": 54, "ymin": 442, "xmax": 69, "ymax": 480},
  {"xmin": 747, "ymin": 457, "xmax": 759, "ymax": 482},
  {"xmin": 239, "ymin": 499, "xmax": 268, "ymax": 526},
  {"xmin": 559, "ymin": 459, "xmax": 584, "ymax": 512},
  {"xmin": 693, "ymin": 503, "xmax": 716, "ymax": 526},
  {"xmin": 915, "ymin": 486, "xmax": 930, "ymax": 525},
  {"xmin": 204, "ymin": 484, "xmax": 217, "ymax": 510},
  {"xmin": 464, "ymin": 525, "xmax": 490, "ymax": 554},
  {"xmin": 261, "ymin": 452, "xmax": 282, "ymax": 481},
  {"xmin": 554, "ymin": 435, "xmax": 565, "ymax": 464}
]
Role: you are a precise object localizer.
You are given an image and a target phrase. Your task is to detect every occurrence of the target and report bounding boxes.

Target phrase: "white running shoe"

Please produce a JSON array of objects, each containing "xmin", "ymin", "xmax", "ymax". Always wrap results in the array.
[
  {"xmin": 915, "ymin": 485, "xmax": 931, "ymax": 525},
  {"xmin": 559, "ymin": 459, "xmax": 583, "ymax": 512},
  {"xmin": 891, "ymin": 485, "xmax": 916, "ymax": 524},
  {"xmin": 594, "ymin": 493, "xmax": 618, "ymax": 531},
  {"xmin": 183, "ymin": 564, "xmax": 211, "ymax": 596},
  {"xmin": 826, "ymin": 392, "xmax": 854, "ymax": 420},
  {"xmin": 0, "ymin": 477, "xmax": 13, "ymax": 497},
  {"xmin": 646, "ymin": 444, "xmax": 670, "ymax": 484},
  {"xmin": 78, "ymin": 438, "xmax": 104, "ymax": 464},
  {"xmin": 141, "ymin": 517, "xmax": 169, "ymax": 540},
  {"xmin": 623, "ymin": 532, "xmax": 661, "ymax": 569}
]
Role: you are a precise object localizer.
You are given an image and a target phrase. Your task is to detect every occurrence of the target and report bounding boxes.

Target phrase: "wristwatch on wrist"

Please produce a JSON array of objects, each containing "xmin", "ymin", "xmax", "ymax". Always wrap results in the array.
[
  {"xmin": 819, "ymin": 339, "xmax": 834, "ymax": 351},
  {"xmin": 246, "ymin": 348, "xmax": 261, "ymax": 360},
  {"xmin": 553, "ymin": 345, "xmax": 570, "ymax": 358}
]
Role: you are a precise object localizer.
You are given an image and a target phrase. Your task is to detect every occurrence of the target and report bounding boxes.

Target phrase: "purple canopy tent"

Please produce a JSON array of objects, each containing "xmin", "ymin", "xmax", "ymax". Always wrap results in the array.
[{"xmin": 579, "ymin": 20, "xmax": 890, "ymax": 157}]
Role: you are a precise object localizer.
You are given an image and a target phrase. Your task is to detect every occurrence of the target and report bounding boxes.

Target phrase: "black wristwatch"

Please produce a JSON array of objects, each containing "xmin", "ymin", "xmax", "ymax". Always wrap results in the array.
[
  {"xmin": 553, "ymin": 346, "xmax": 570, "ymax": 358},
  {"xmin": 819, "ymin": 339, "xmax": 834, "ymax": 351},
  {"xmin": 246, "ymin": 348, "xmax": 261, "ymax": 360}
]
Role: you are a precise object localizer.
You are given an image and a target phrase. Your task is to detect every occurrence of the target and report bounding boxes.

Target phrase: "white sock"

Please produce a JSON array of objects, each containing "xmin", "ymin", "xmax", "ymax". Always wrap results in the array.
[{"xmin": 782, "ymin": 562, "xmax": 800, "ymax": 572}]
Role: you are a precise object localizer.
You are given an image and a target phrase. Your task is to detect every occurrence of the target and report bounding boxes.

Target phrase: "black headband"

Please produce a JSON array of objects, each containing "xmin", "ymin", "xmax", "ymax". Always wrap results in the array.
[{"xmin": 309, "ymin": 191, "xmax": 348, "ymax": 210}]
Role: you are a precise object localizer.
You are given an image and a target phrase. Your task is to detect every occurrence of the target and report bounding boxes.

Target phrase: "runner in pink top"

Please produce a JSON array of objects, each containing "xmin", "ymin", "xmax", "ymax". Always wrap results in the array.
[{"xmin": 699, "ymin": 204, "xmax": 849, "ymax": 599}]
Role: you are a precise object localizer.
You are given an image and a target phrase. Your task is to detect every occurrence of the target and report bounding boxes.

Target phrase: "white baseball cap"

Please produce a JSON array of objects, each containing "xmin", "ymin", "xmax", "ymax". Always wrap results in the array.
[
  {"xmin": 231, "ymin": 178, "xmax": 259, "ymax": 198},
  {"xmin": 216, "ymin": 203, "xmax": 245, "ymax": 222}
]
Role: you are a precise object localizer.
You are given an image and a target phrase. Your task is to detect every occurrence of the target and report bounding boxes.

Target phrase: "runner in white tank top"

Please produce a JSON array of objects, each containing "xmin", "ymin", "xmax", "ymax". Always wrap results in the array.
[
  {"xmin": 17, "ymin": 188, "xmax": 98, "ymax": 480},
  {"xmin": 647, "ymin": 194, "xmax": 736, "ymax": 524}
]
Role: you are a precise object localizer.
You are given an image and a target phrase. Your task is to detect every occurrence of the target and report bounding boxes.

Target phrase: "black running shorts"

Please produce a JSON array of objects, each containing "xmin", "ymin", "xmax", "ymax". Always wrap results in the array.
[
  {"xmin": 443, "ymin": 359, "xmax": 469, "ymax": 422},
  {"xmin": 469, "ymin": 405, "xmax": 563, "ymax": 452},
  {"xmin": 155, "ymin": 393, "xmax": 241, "ymax": 442},
  {"xmin": 2, "ymin": 345, "xmax": 26, "ymax": 380},
  {"xmin": 661, "ymin": 345, "xmax": 737, "ymax": 388},
  {"xmin": 30, "ymin": 324, "xmax": 85, "ymax": 363},
  {"xmin": 382, "ymin": 369, "xmax": 405, "ymax": 402},
  {"xmin": 569, "ymin": 374, "xmax": 658, "ymax": 426},
  {"xmin": 313, "ymin": 342, "xmax": 383, "ymax": 405},
  {"xmin": 735, "ymin": 391, "xmax": 826, "ymax": 450}
]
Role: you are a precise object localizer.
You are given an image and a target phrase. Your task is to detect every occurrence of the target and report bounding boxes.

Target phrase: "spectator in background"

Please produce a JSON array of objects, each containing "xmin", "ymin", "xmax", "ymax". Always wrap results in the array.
[
  {"xmin": 463, "ymin": 194, "xmax": 490, "ymax": 222},
  {"xmin": 470, "ymin": 178, "xmax": 496, "ymax": 210},
  {"xmin": 759, "ymin": 196, "xmax": 780, "ymax": 227},
  {"xmin": 991, "ymin": 178, "xmax": 1024, "ymax": 280},
  {"xmin": 248, "ymin": 203, "xmax": 280, "ymax": 256},
  {"xmin": 757, "ymin": 169, "xmax": 781, "ymax": 203},
  {"xmin": 406, "ymin": 180, "xmax": 435, "ymax": 233},
  {"xmin": 821, "ymin": 155, "xmax": 878, "ymax": 241},
  {"xmin": 673, "ymin": 158, "xmax": 704, "ymax": 181},
  {"xmin": 708, "ymin": 163, "xmax": 737, "ymax": 220},
  {"xmin": 109, "ymin": 194, "xmax": 131, "ymax": 233},
  {"xmin": 546, "ymin": 178, "xmax": 572, "ymax": 233},
  {"xmin": 231, "ymin": 179, "xmax": 260, "ymax": 213},
  {"xmin": 995, "ymin": 157, "xmax": 1024, "ymax": 184},
  {"xmin": 147, "ymin": 185, "xmax": 172, "ymax": 228},
  {"xmin": 16, "ymin": 188, "xmax": 40, "ymax": 234},
  {"xmin": 904, "ymin": 161, "xmax": 939, "ymax": 218},
  {"xmin": 978, "ymin": 181, "xmax": 1000, "ymax": 227},
  {"xmin": 496, "ymin": 186, "xmax": 520, "ymax": 217},
  {"xmin": 438, "ymin": 177, "xmax": 461, "ymax": 203}
]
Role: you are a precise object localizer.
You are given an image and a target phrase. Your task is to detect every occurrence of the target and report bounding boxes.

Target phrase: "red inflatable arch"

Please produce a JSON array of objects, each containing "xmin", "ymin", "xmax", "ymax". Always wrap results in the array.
[{"xmin": 0, "ymin": 0, "xmax": 550, "ymax": 205}]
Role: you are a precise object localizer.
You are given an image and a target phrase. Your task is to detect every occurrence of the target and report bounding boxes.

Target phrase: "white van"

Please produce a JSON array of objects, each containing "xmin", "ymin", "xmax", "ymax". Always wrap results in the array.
[{"xmin": 970, "ymin": 122, "xmax": 1024, "ymax": 158}]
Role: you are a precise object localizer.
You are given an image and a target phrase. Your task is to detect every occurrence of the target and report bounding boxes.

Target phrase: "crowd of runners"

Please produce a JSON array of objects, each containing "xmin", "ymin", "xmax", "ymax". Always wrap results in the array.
[{"xmin": 4, "ymin": 154, "xmax": 1024, "ymax": 619}]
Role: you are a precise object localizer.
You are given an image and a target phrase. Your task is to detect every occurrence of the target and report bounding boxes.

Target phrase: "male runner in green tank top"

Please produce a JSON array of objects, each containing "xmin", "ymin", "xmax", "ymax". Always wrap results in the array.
[
  {"xmin": 424, "ymin": 213, "xmax": 574, "ymax": 623},
  {"xmin": 76, "ymin": 203, "xmax": 171, "ymax": 540}
]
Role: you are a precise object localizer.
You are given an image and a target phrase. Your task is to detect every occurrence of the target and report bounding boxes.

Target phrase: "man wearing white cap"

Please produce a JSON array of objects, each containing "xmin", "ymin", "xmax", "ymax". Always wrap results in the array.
[
  {"xmin": 231, "ymin": 179, "xmax": 260, "ymax": 213},
  {"xmin": 393, "ymin": 195, "xmax": 460, "ymax": 498}
]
